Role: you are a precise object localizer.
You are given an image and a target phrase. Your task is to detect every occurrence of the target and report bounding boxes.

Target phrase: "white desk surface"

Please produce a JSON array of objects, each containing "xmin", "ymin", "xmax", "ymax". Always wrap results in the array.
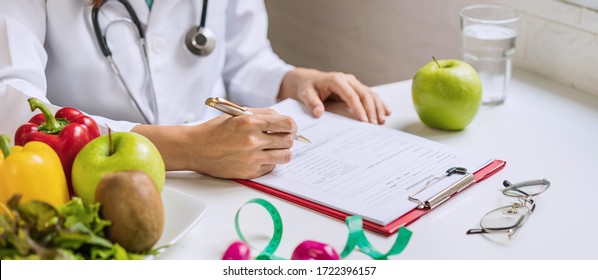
[{"xmin": 158, "ymin": 68, "xmax": 598, "ymax": 260}]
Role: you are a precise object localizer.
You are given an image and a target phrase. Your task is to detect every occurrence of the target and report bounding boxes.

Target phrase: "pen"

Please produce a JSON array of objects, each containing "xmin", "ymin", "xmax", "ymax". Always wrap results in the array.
[{"xmin": 205, "ymin": 97, "xmax": 311, "ymax": 144}]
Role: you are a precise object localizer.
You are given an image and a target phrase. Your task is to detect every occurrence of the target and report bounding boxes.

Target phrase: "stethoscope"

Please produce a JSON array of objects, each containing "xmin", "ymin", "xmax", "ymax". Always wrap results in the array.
[{"xmin": 91, "ymin": 0, "xmax": 215, "ymax": 124}]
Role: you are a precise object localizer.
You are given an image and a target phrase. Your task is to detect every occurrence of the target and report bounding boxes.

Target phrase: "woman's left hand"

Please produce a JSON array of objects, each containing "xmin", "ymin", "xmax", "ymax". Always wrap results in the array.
[{"xmin": 278, "ymin": 67, "xmax": 391, "ymax": 124}]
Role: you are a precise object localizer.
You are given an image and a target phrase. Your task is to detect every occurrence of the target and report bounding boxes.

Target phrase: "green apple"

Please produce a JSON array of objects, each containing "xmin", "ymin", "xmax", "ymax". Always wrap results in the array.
[
  {"xmin": 72, "ymin": 132, "xmax": 165, "ymax": 205},
  {"xmin": 412, "ymin": 58, "xmax": 482, "ymax": 131}
]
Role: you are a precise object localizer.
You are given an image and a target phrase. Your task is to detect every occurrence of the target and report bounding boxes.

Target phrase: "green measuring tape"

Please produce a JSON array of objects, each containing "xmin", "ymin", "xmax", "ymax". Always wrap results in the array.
[
  {"xmin": 233, "ymin": 198, "xmax": 412, "ymax": 260},
  {"xmin": 234, "ymin": 198, "xmax": 285, "ymax": 260}
]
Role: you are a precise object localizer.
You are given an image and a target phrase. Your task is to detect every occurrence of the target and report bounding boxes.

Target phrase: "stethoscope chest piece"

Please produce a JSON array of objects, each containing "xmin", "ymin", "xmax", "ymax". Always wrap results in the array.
[{"xmin": 185, "ymin": 26, "xmax": 216, "ymax": 56}]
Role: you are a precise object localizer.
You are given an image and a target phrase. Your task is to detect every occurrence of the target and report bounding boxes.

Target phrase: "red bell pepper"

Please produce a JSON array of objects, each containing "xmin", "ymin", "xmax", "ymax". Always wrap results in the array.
[{"xmin": 15, "ymin": 98, "xmax": 100, "ymax": 196}]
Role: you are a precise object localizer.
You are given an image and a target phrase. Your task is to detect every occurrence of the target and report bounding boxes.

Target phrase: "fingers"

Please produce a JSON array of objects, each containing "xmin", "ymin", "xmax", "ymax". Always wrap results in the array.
[
  {"xmin": 327, "ymin": 73, "xmax": 391, "ymax": 125},
  {"xmin": 245, "ymin": 113, "xmax": 298, "ymax": 134},
  {"xmin": 256, "ymin": 164, "xmax": 276, "ymax": 177},
  {"xmin": 330, "ymin": 74, "xmax": 369, "ymax": 123},
  {"xmin": 348, "ymin": 77, "xmax": 378, "ymax": 124},
  {"xmin": 297, "ymin": 87, "xmax": 325, "ymax": 117},
  {"xmin": 226, "ymin": 113, "xmax": 297, "ymax": 150},
  {"xmin": 243, "ymin": 108, "xmax": 297, "ymax": 134},
  {"xmin": 194, "ymin": 113, "xmax": 296, "ymax": 179},
  {"xmin": 245, "ymin": 108, "xmax": 295, "ymax": 134},
  {"xmin": 260, "ymin": 149, "xmax": 293, "ymax": 164},
  {"xmin": 369, "ymin": 88, "xmax": 392, "ymax": 124},
  {"xmin": 263, "ymin": 132, "xmax": 295, "ymax": 149},
  {"xmin": 284, "ymin": 68, "xmax": 390, "ymax": 124},
  {"xmin": 236, "ymin": 143, "xmax": 294, "ymax": 179},
  {"xmin": 238, "ymin": 142, "xmax": 292, "ymax": 179}
]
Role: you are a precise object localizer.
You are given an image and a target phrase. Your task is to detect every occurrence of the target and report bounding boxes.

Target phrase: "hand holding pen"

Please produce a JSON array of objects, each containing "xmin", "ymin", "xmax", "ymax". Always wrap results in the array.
[
  {"xmin": 159, "ymin": 98, "xmax": 301, "ymax": 179},
  {"xmin": 205, "ymin": 97, "xmax": 311, "ymax": 143}
]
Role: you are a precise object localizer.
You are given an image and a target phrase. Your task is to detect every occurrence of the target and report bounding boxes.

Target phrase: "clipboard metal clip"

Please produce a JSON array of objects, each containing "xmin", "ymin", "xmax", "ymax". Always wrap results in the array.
[{"xmin": 408, "ymin": 167, "xmax": 474, "ymax": 210}]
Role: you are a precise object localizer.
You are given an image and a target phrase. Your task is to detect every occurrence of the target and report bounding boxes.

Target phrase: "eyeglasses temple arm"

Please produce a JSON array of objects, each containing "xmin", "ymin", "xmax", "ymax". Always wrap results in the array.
[{"xmin": 466, "ymin": 228, "xmax": 486, "ymax": 235}]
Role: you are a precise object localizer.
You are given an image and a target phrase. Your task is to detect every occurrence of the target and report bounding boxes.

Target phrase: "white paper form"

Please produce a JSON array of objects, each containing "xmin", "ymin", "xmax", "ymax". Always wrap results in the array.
[{"xmin": 254, "ymin": 99, "xmax": 493, "ymax": 225}]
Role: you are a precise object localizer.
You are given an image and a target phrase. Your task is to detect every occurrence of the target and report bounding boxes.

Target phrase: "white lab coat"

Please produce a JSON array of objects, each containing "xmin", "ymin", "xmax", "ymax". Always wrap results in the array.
[{"xmin": 0, "ymin": 0, "xmax": 292, "ymax": 136}]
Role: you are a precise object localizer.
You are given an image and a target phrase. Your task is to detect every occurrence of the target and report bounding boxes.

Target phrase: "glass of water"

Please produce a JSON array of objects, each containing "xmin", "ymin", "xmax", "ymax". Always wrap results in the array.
[{"xmin": 460, "ymin": 5, "xmax": 520, "ymax": 106}]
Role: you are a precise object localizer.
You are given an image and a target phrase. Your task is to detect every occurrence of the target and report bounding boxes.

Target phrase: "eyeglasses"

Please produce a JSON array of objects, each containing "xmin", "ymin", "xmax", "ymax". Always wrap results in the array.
[{"xmin": 467, "ymin": 178, "xmax": 550, "ymax": 239}]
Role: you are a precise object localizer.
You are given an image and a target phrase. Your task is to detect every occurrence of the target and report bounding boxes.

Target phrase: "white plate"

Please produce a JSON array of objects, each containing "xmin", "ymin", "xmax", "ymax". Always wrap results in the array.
[{"xmin": 154, "ymin": 186, "xmax": 206, "ymax": 250}]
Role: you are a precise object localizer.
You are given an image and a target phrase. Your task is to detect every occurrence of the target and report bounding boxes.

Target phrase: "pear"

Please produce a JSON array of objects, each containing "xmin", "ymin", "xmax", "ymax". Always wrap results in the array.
[{"xmin": 95, "ymin": 170, "xmax": 164, "ymax": 253}]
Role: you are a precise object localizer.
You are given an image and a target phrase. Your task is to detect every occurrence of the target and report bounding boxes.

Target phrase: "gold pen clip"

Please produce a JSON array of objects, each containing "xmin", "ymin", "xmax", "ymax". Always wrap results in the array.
[{"xmin": 205, "ymin": 97, "xmax": 249, "ymax": 113}]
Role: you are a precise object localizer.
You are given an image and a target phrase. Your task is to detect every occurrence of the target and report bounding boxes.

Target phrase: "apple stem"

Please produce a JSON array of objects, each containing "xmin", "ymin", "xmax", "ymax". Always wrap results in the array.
[
  {"xmin": 432, "ymin": 56, "xmax": 441, "ymax": 68},
  {"xmin": 108, "ymin": 127, "xmax": 114, "ymax": 156}
]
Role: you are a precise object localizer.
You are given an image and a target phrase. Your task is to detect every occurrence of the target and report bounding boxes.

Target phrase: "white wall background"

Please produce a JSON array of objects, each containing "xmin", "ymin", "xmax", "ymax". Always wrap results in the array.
[{"xmin": 265, "ymin": 0, "xmax": 598, "ymax": 96}]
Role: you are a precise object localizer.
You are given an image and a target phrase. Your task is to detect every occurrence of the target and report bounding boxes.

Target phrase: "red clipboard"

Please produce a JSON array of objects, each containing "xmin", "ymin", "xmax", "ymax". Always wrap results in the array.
[{"xmin": 233, "ymin": 160, "xmax": 506, "ymax": 236}]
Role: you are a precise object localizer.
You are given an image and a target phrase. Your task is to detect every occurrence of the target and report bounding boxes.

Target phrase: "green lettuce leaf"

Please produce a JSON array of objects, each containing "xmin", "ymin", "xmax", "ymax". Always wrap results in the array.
[{"xmin": 0, "ymin": 195, "xmax": 157, "ymax": 260}]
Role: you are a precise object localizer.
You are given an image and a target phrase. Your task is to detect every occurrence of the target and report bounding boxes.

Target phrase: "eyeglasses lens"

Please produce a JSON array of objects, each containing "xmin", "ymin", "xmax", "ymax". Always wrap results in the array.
[{"xmin": 480, "ymin": 204, "xmax": 529, "ymax": 231}]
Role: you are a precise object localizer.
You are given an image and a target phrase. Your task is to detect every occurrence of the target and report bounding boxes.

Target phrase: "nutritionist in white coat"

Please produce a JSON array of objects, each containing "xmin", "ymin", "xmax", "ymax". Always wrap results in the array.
[{"xmin": 0, "ymin": 0, "xmax": 390, "ymax": 178}]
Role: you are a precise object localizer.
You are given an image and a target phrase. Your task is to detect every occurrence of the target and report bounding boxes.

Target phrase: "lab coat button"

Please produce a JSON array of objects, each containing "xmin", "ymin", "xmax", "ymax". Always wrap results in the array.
[{"xmin": 152, "ymin": 38, "xmax": 166, "ymax": 53}]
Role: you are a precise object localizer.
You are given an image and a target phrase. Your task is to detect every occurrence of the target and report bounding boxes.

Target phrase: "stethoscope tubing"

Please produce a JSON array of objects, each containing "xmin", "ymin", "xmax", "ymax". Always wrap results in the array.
[
  {"xmin": 91, "ymin": 0, "xmax": 212, "ymax": 124},
  {"xmin": 200, "ymin": 0, "xmax": 208, "ymax": 28},
  {"xmin": 92, "ymin": 0, "xmax": 158, "ymax": 124},
  {"xmin": 92, "ymin": 0, "xmax": 145, "ymax": 57}
]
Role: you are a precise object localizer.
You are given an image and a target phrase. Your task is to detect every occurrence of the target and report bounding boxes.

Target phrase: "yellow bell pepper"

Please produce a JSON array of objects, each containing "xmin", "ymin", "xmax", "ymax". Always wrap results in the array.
[{"xmin": 0, "ymin": 134, "xmax": 69, "ymax": 208}]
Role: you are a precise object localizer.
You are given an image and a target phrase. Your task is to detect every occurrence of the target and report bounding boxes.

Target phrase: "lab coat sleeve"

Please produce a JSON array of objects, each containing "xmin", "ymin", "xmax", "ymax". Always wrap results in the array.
[
  {"xmin": 0, "ymin": 1, "xmax": 50, "ymax": 136},
  {"xmin": 222, "ymin": 0, "xmax": 294, "ymax": 108},
  {"xmin": 0, "ymin": 1, "xmax": 136, "ymax": 136}
]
